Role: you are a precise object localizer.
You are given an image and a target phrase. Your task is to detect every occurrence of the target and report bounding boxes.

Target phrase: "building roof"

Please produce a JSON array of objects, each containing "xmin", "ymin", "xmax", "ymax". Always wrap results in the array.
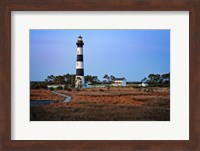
[{"xmin": 113, "ymin": 78, "xmax": 126, "ymax": 81}]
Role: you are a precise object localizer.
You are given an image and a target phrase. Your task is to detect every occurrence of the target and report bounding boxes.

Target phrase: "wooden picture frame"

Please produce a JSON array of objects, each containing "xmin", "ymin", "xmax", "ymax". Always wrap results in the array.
[{"xmin": 0, "ymin": 0, "xmax": 199, "ymax": 150}]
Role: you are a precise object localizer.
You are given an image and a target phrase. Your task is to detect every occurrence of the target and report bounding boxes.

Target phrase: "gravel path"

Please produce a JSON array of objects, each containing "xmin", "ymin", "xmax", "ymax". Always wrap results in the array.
[{"xmin": 51, "ymin": 91, "xmax": 72, "ymax": 102}]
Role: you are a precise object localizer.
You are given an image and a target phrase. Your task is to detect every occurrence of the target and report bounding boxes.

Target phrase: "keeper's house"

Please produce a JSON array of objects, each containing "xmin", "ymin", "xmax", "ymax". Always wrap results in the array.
[
  {"xmin": 47, "ymin": 84, "xmax": 65, "ymax": 89},
  {"xmin": 112, "ymin": 78, "xmax": 127, "ymax": 86}
]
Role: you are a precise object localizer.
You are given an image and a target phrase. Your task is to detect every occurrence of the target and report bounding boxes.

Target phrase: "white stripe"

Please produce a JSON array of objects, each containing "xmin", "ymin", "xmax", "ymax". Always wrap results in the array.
[
  {"xmin": 76, "ymin": 61, "xmax": 84, "ymax": 69},
  {"xmin": 77, "ymin": 47, "xmax": 83, "ymax": 55}
]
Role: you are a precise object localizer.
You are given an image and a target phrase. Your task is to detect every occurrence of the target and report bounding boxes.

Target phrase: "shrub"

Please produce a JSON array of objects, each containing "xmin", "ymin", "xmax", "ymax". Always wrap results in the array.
[
  {"xmin": 57, "ymin": 86, "xmax": 63, "ymax": 90},
  {"xmin": 49, "ymin": 87, "xmax": 54, "ymax": 91},
  {"xmin": 64, "ymin": 85, "xmax": 72, "ymax": 91}
]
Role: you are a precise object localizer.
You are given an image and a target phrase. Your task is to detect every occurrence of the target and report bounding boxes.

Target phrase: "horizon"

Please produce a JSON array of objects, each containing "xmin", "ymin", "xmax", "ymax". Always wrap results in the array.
[
  {"xmin": 30, "ymin": 29, "xmax": 170, "ymax": 81},
  {"xmin": 30, "ymin": 72, "xmax": 170, "ymax": 83}
]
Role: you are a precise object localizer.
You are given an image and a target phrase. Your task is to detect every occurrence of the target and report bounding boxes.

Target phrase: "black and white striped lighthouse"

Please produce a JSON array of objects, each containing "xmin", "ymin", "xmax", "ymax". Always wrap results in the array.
[{"xmin": 75, "ymin": 36, "xmax": 85, "ymax": 88}]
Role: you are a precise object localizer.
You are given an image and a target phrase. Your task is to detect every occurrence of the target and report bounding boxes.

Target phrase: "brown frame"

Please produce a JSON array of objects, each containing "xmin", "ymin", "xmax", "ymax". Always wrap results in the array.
[{"xmin": 0, "ymin": 0, "xmax": 200, "ymax": 151}]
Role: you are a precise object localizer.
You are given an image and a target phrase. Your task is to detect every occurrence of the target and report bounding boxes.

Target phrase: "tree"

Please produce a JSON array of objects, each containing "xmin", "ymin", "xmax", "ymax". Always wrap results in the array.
[
  {"xmin": 141, "ymin": 77, "xmax": 147, "ymax": 83},
  {"xmin": 91, "ymin": 76, "xmax": 100, "ymax": 87},
  {"xmin": 84, "ymin": 75, "xmax": 93, "ymax": 83},
  {"xmin": 85, "ymin": 75, "xmax": 100, "ymax": 87},
  {"xmin": 30, "ymin": 82, "xmax": 47, "ymax": 90},
  {"xmin": 70, "ymin": 74, "xmax": 76, "ymax": 88},
  {"xmin": 45, "ymin": 74, "xmax": 76, "ymax": 88},
  {"xmin": 110, "ymin": 75, "xmax": 115, "ymax": 82},
  {"xmin": 148, "ymin": 74, "xmax": 161, "ymax": 86},
  {"xmin": 65, "ymin": 74, "xmax": 76, "ymax": 88},
  {"xmin": 103, "ymin": 74, "xmax": 113, "ymax": 90},
  {"xmin": 63, "ymin": 74, "xmax": 70, "ymax": 82},
  {"xmin": 142, "ymin": 73, "xmax": 170, "ymax": 87},
  {"xmin": 103, "ymin": 74, "xmax": 110, "ymax": 82},
  {"xmin": 161, "ymin": 73, "xmax": 170, "ymax": 86},
  {"xmin": 47, "ymin": 75, "xmax": 55, "ymax": 83}
]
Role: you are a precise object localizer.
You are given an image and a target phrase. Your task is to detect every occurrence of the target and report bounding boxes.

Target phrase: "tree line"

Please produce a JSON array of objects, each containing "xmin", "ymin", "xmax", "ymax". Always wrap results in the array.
[
  {"xmin": 30, "ymin": 74, "xmax": 100, "ymax": 90},
  {"xmin": 141, "ymin": 73, "xmax": 170, "ymax": 87},
  {"xmin": 30, "ymin": 73, "xmax": 170, "ymax": 89},
  {"xmin": 30, "ymin": 74, "xmax": 117, "ymax": 90}
]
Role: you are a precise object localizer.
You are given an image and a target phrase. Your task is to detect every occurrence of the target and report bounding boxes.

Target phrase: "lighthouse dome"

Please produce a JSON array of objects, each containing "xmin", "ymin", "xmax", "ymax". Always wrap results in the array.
[
  {"xmin": 76, "ymin": 36, "xmax": 84, "ymax": 47},
  {"xmin": 78, "ymin": 36, "xmax": 82, "ymax": 41}
]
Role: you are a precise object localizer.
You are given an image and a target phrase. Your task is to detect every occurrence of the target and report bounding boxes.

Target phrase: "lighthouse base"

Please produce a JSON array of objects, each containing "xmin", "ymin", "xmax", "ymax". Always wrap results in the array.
[{"xmin": 75, "ymin": 76, "xmax": 85, "ymax": 88}]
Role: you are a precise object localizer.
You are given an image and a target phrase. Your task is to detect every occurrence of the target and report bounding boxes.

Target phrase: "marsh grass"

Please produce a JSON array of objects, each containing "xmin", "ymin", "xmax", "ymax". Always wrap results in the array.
[
  {"xmin": 30, "ymin": 87, "xmax": 170, "ymax": 121},
  {"xmin": 30, "ymin": 90, "xmax": 64, "ymax": 101}
]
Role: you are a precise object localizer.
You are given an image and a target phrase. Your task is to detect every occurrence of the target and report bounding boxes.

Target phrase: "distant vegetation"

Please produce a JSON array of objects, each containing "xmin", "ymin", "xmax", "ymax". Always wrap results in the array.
[
  {"xmin": 30, "ymin": 73, "xmax": 170, "ymax": 89},
  {"xmin": 141, "ymin": 73, "xmax": 170, "ymax": 87},
  {"xmin": 45, "ymin": 74, "xmax": 76, "ymax": 87},
  {"xmin": 30, "ymin": 74, "xmax": 76, "ymax": 90}
]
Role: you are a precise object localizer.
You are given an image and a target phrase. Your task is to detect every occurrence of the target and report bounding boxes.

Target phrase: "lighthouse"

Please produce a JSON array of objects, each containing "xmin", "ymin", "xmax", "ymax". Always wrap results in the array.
[{"xmin": 75, "ymin": 36, "xmax": 85, "ymax": 88}]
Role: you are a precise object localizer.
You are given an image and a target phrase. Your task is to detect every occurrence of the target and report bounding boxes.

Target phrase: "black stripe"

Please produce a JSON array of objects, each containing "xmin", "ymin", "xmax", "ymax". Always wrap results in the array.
[
  {"xmin": 76, "ymin": 69, "xmax": 84, "ymax": 76},
  {"xmin": 76, "ymin": 42, "xmax": 84, "ymax": 47},
  {"xmin": 77, "ymin": 55, "xmax": 83, "ymax": 61}
]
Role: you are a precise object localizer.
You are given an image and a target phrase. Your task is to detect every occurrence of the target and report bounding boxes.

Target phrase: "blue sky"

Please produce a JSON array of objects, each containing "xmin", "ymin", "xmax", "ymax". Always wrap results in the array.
[{"xmin": 30, "ymin": 30, "xmax": 170, "ymax": 81}]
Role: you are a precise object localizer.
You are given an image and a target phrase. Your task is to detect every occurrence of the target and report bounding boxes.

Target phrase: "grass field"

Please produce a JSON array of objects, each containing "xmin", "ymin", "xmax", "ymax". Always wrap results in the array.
[
  {"xmin": 31, "ymin": 90, "xmax": 64, "ymax": 101},
  {"xmin": 30, "ymin": 87, "xmax": 170, "ymax": 121}
]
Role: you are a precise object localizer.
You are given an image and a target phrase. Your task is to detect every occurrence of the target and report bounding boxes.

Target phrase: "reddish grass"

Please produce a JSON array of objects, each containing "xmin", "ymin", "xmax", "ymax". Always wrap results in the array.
[
  {"xmin": 30, "ymin": 87, "xmax": 170, "ymax": 121},
  {"xmin": 30, "ymin": 89, "xmax": 64, "ymax": 101}
]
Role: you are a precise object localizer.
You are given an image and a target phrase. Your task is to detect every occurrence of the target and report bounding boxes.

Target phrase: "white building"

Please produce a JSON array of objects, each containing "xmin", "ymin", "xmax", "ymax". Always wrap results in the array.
[
  {"xmin": 47, "ymin": 84, "xmax": 65, "ymax": 89},
  {"xmin": 138, "ymin": 82, "xmax": 148, "ymax": 87},
  {"xmin": 112, "ymin": 78, "xmax": 127, "ymax": 86}
]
